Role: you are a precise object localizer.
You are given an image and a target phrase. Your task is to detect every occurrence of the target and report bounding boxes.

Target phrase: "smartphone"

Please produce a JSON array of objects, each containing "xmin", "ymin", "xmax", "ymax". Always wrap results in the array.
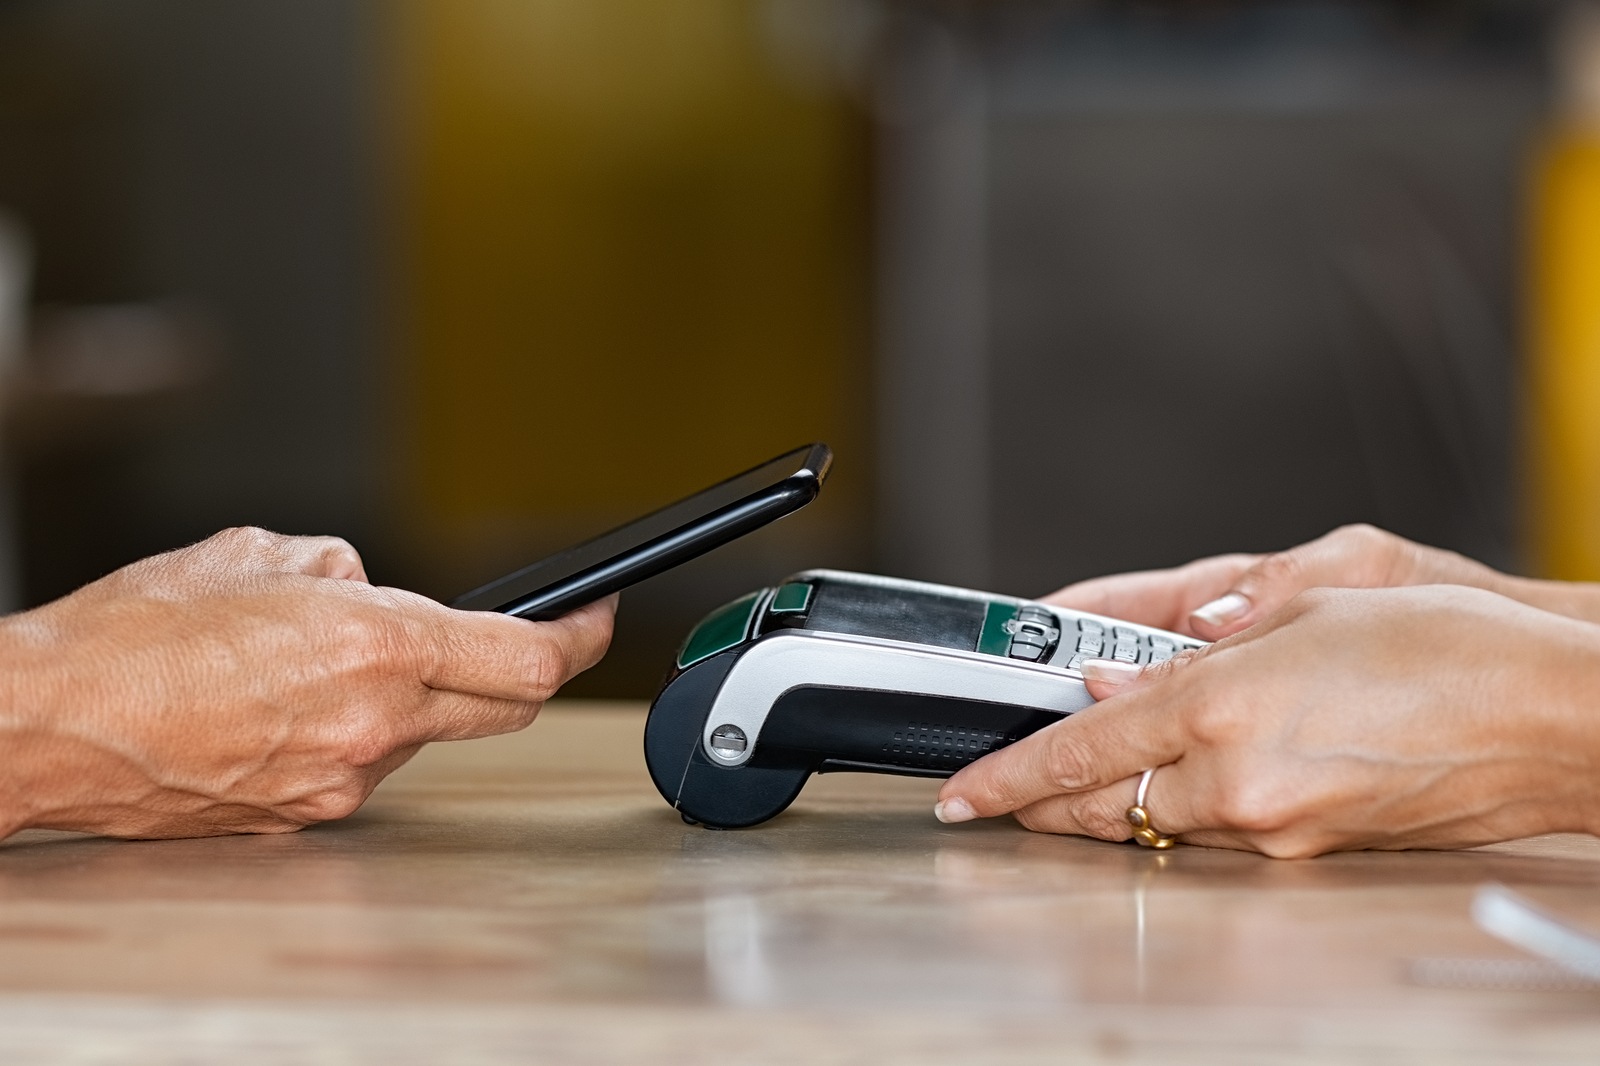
[{"xmin": 451, "ymin": 443, "xmax": 832, "ymax": 620}]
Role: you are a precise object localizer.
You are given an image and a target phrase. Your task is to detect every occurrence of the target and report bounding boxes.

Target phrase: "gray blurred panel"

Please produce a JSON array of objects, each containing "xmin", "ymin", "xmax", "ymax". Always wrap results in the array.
[
  {"xmin": 0, "ymin": 0, "xmax": 382, "ymax": 601},
  {"xmin": 875, "ymin": 22, "xmax": 994, "ymax": 590},
  {"xmin": 874, "ymin": 2, "xmax": 1545, "ymax": 596}
]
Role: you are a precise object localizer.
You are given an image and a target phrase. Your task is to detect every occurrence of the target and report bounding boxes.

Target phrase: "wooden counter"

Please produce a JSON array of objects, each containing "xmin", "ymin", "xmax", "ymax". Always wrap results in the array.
[{"xmin": 3, "ymin": 703, "xmax": 1599, "ymax": 1063}]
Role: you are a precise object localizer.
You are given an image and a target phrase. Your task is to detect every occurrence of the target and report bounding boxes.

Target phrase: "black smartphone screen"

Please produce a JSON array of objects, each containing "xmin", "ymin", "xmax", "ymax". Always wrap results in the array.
[{"xmin": 451, "ymin": 443, "xmax": 831, "ymax": 620}]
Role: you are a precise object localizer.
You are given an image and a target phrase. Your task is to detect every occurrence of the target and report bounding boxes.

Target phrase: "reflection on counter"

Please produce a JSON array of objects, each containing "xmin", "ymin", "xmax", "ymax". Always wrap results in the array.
[
  {"xmin": 5, "ymin": 709, "xmax": 1600, "ymax": 1036},
  {"xmin": 640, "ymin": 770, "xmax": 1600, "ymax": 1012}
]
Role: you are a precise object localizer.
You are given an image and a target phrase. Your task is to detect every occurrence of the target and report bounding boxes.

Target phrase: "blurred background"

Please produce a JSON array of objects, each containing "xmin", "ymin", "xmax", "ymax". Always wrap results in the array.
[{"xmin": 0, "ymin": 0, "xmax": 1594, "ymax": 696}]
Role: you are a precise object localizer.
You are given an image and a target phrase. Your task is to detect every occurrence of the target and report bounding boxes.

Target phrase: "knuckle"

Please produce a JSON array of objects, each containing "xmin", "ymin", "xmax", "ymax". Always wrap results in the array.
[
  {"xmin": 1214, "ymin": 780, "xmax": 1294, "ymax": 835},
  {"xmin": 1185, "ymin": 690, "xmax": 1246, "ymax": 747},
  {"xmin": 1013, "ymin": 807, "xmax": 1052, "ymax": 833},
  {"xmin": 371, "ymin": 590, "xmax": 449, "ymax": 670},
  {"xmin": 527, "ymin": 641, "xmax": 574, "ymax": 701},
  {"xmin": 1180, "ymin": 553, "xmax": 1255, "ymax": 584},
  {"xmin": 1074, "ymin": 798, "xmax": 1132, "ymax": 841},
  {"xmin": 1251, "ymin": 548, "xmax": 1306, "ymax": 589},
  {"xmin": 1140, "ymin": 651, "xmax": 1194, "ymax": 685},
  {"xmin": 339, "ymin": 603, "xmax": 414, "ymax": 672},
  {"xmin": 204, "ymin": 525, "xmax": 296, "ymax": 571},
  {"xmin": 1041, "ymin": 731, "xmax": 1104, "ymax": 792},
  {"xmin": 1328, "ymin": 523, "xmax": 1398, "ymax": 576},
  {"xmin": 341, "ymin": 714, "xmax": 399, "ymax": 768},
  {"xmin": 527, "ymin": 665, "xmax": 562, "ymax": 703},
  {"xmin": 317, "ymin": 535, "xmax": 364, "ymax": 570},
  {"xmin": 222, "ymin": 525, "xmax": 281, "ymax": 552},
  {"xmin": 296, "ymin": 782, "xmax": 368, "ymax": 823},
  {"xmin": 502, "ymin": 700, "xmax": 541, "ymax": 731},
  {"xmin": 589, "ymin": 609, "xmax": 617, "ymax": 653},
  {"xmin": 322, "ymin": 534, "xmax": 357, "ymax": 555},
  {"xmin": 328, "ymin": 613, "xmax": 388, "ymax": 670},
  {"xmin": 1332, "ymin": 522, "xmax": 1387, "ymax": 551}
]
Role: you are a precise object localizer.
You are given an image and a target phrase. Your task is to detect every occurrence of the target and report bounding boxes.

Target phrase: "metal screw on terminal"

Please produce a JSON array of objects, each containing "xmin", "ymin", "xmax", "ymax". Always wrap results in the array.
[{"xmin": 709, "ymin": 724, "xmax": 747, "ymax": 760}]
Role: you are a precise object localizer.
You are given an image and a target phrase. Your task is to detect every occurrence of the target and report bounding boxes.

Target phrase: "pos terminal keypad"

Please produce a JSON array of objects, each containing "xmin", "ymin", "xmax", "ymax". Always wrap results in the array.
[
  {"xmin": 992, "ymin": 599, "xmax": 1200, "ymax": 670},
  {"xmin": 1061, "ymin": 617, "xmax": 1196, "ymax": 671}
]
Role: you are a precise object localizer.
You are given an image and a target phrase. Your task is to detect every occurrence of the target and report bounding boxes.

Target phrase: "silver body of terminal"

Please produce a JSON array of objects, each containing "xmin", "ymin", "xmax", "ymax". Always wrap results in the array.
[{"xmin": 694, "ymin": 570, "xmax": 1202, "ymax": 770}]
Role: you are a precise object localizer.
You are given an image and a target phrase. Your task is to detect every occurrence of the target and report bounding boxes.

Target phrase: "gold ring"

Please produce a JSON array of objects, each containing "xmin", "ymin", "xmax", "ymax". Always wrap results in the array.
[{"xmin": 1126, "ymin": 767, "xmax": 1177, "ymax": 849}]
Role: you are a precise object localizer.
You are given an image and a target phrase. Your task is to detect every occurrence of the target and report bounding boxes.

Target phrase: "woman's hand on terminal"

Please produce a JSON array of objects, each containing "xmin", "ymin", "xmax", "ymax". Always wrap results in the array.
[
  {"xmin": 1040, "ymin": 524, "xmax": 1516, "ymax": 640},
  {"xmin": 934, "ymin": 585, "xmax": 1600, "ymax": 857},
  {"xmin": 0, "ymin": 527, "xmax": 615, "ymax": 841}
]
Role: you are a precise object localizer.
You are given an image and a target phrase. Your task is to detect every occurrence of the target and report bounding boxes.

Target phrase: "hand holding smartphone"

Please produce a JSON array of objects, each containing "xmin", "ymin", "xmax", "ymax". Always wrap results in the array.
[{"xmin": 452, "ymin": 443, "xmax": 831, "ymax": 620}]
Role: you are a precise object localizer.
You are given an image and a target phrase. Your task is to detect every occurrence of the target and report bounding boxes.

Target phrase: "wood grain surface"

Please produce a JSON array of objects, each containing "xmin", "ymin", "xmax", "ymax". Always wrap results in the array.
[{"xmin": 2, "ymin": 703, "xmax": 1598, "ymax": 1064}]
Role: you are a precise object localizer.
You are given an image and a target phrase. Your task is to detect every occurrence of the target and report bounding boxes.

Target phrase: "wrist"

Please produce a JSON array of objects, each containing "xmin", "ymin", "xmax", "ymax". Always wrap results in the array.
[
  {"xmin": 0, "ymin": 609, "xmax": 79, "ymax": 838},
  {"xmin": 1493, "ymin": 573, "xmax": 1600, "ymax": 625},
  {"xmin": 1528, "ymin": 612, "xmax": 1600, "ymax": 837},
  {"xmin": 0, "ymin": 614, "xmax": 36, "ymax": 836}
]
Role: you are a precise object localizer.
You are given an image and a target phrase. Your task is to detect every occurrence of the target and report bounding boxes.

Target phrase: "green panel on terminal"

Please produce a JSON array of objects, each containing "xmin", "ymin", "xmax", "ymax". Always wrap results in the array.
[
  {"xmin": 677, "ymin": 591, "xmax": 765, "ymax": 670},
  {"xmin": 769, "ymin": 581, "xmax": 814, "ymax": 614},
  {"xmin": 977, "ymin": 601, "xmax": 1017, "ymax": 657}
]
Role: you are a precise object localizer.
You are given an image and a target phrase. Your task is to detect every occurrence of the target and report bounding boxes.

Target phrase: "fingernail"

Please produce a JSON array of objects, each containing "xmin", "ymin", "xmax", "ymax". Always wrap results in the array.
[
  {"xmin": 934, "ymin": 797, "xmax": 977, "ymax": 824},
  {"xmin": 1191, "ymin": 591, "xmax": 1250, "ymax": 628},
  {"xmin": 1077, "ymin": 658, "xmax": 1142, "ymax": 685}
]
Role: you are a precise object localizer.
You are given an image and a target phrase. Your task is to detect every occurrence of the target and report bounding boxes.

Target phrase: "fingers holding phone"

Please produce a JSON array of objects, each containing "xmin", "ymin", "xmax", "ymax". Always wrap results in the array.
[
  {"xmin": 415, "ymin": 594, "xmax": 618, "ymax": 741},
  {"xmin": 0, "ymin": 530, "xmax": 617, "ymax": 841}
]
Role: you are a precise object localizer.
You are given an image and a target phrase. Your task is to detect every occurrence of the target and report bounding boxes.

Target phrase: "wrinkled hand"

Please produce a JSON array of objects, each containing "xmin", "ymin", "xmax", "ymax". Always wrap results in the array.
[
  {"xmin": 935, "ymin": 585, "xmax": 1600, "ymax": 857},
  {"xmin": 0, "ymin": 527, "xmax": 614, "ymax": 840},
  {"xmin": 1042, "ymin": 524, "xmax": 1511, "ymax": 640}
]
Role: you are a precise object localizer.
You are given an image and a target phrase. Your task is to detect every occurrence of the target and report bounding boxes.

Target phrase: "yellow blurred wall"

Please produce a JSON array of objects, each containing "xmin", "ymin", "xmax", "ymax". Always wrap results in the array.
[
  {"xmin": 1529, "ymin": 129, "xmax": 1600, "ymax": 579},
  {"xmin": 1528, "ymin": 6, "xmax": 1600, "ymax": 582},
  {"xmin": 387, "ymin": 1, "xmax": 868, "ymax": 581}
]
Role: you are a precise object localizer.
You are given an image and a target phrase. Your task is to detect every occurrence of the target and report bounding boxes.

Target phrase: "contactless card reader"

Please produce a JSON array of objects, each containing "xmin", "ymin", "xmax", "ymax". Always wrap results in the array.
[{"xmin": 643, "ymin": 570, "xmax": 1203, "ymax": 828}]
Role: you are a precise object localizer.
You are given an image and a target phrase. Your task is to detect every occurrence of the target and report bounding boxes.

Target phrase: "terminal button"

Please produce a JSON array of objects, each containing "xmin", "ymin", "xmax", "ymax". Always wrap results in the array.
[
  {"xmin": 709, "ymin": 724, "xmax": 748, "ymax": 760},
  {"xmin": 1004, "ymin": 605, "xmax": 1060, "ymax": 662}
]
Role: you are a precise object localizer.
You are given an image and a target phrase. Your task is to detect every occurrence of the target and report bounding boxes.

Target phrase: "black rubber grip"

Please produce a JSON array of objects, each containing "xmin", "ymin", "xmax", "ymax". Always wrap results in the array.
[{"xmin": 757, "ymin": 686, "xmax": 1066, "ymax": 776}]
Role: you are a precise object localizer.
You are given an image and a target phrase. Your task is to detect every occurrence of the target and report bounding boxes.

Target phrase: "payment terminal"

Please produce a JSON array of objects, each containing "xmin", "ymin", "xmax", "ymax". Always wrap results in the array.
[{"xmin": 644, "ymin": 570, "xmax": 1204, "ymax": 828}]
